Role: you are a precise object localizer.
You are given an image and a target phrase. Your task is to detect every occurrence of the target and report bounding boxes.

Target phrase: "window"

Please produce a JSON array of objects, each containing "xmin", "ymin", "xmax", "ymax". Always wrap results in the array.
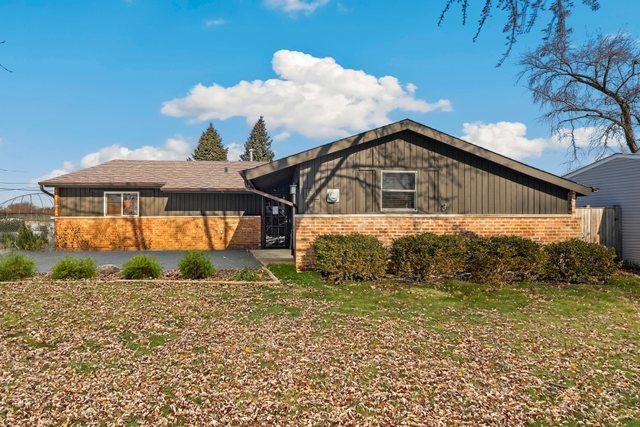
[
  {"xmin": 381, "ymin": 171, "xmax": 417, "ymax": 210},
  {"xmin": 104, "ymin": 192, "xmax": 139, "ymax": 217}
]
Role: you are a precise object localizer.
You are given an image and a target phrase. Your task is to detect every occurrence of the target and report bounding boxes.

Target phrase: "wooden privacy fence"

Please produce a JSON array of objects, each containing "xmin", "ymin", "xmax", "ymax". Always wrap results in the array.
[{"xmin": 576, "ymin": 206, "xmax": 622, "ymax": 255}]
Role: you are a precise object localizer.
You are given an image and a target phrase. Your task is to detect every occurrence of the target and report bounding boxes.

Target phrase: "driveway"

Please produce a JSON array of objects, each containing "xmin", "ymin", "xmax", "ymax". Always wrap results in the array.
[{"xmin": 9, "ymin": 250, "xmax": 262, "ymax": 273}]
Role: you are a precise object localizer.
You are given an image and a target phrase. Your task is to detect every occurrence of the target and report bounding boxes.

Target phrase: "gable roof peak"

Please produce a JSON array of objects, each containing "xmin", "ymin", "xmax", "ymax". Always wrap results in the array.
[{"xmin": 242, "ymin": 119, "xmax": 593, "ymax": 196}]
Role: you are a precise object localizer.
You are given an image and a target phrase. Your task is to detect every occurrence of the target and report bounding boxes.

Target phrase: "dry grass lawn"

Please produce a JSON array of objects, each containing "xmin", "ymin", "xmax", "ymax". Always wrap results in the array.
[{"xmin": 1, "ymin": 265, "xmax": 639, "ymax": 425}]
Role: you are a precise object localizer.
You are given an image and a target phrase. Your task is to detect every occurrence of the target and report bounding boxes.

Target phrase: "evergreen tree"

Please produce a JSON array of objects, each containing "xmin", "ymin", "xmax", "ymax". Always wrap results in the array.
[
  {"xmin": 240, "ymin": 116, "xmax": 275, "ymax": 161},
  {"xmin": 190, "ymin": 123, "xmax": 228, "ymax": 161}
]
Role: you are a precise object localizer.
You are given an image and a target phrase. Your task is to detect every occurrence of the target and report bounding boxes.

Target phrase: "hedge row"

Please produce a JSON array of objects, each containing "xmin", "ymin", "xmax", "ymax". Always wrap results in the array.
[{"xmin": 314, "ymin": 233, "xmax": 618, "ymax": 284}]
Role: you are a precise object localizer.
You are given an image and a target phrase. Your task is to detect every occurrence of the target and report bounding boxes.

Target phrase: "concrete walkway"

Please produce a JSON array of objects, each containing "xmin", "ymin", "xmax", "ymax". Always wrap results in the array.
[
  {"xmin": 250, "ymin": 249, "xmax": 294, "ymax": 266},
  {"xmin": 7, "ymin": 250, "xmax": 262, "ymax": 273}
]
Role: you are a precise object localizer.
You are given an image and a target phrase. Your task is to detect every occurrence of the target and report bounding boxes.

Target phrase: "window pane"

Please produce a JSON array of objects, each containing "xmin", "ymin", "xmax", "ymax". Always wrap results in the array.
[
  {"xmin": 106, "ymin": 194, "xmax": 121, "ymax": 216},
  {"xmin": 382, "ymin": 172, "xmax": 415, "ymax": 190},
  {"xmin": 122, "ymin": 193, "xmax": 138, "ymax": 216},
  {"xmin": 382, "ymin": 191, "xmax": 415, "ymax": 209}
]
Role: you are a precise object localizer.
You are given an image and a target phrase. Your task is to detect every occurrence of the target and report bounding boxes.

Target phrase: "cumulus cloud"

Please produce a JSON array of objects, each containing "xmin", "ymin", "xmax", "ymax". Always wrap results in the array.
[
  {"xmin": 226, "ymin": 143, "xmax": 244, "ymax": 161},
  {"xmin": 461, "ymin": 121, "xmax": 550, "ymax": 160},
  {"xmin": 161, "ymin": 49, "xmax": 452, "ymax": 139},
  {"xmin": 274, "ymin": 131, "xmax": 291, "ymax": 142},
  {"xmin": 460, "ymin": 121, "xmax": 608, "ymax": 161},
  {"xmin": 38, "ymin": 137, "xmax": 192, "ymax": 181},
  {"xmin": 264, "ymin": 0, "xmax": 330, "ymax": 15}
]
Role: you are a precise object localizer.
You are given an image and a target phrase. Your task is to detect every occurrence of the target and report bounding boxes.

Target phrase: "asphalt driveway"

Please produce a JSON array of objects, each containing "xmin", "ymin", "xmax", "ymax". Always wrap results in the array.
[{"xmin": 9, "ymin": 250, "xmax": 262, "ymax": 272}]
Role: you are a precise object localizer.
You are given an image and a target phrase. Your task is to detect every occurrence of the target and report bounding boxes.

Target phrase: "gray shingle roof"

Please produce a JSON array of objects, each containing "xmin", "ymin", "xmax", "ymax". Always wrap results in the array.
[{"xmin": 38, "ymin": 160, "xmax": 266, "ymax": 191}]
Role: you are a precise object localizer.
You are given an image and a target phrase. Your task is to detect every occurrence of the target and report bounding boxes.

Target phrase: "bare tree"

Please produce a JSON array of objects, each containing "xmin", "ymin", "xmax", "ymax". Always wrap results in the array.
[
  {"xmin": 520, "ymin": 33, "xmax": 640, "ymax": 158},
  {"xmin": 0, "ymin": 40, "xmax": 11, "ymax": 73},
  {"xmin": 438, "ymin": 0, "xmax": 600, "ymax": 65}
]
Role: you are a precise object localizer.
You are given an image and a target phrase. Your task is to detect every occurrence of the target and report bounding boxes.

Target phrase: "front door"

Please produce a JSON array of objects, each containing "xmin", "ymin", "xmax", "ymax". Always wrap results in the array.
[{"xmin": 263, "ymin": 197, "xmax": 291, "ymax": 248}]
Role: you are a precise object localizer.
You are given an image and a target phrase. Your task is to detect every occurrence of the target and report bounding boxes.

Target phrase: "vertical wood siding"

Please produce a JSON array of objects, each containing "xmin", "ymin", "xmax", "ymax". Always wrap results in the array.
[
  {"xmin": 296, "ymin": 130, "xmax": 569, "ymax": 214},
  {"xmin": 58, "ymin": 188, "xmax": 262, "ymax": 217}
]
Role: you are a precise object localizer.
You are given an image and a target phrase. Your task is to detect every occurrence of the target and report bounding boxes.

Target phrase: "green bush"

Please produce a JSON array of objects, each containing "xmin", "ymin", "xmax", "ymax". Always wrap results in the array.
[
  {"xmin": 50, "ymin": 256, "xmax": 97, "ymax": 280},
  {"xmin": 389, "ymin": 233, "xmax": 467, "ymax": 281},
  {"xmin": 466, "ymin": 235, "xmax": 546, "ymax": 283},
  {"xmin": 0, "ymin": 253, "xmax": 37, "ymax": 281},
  {"xmin": 122, "ymin": 255, "xmax": 163, "ymax": 280},
  {"xmin": 231, "ymin": 268, "xmax": 262, "ymax": 282},
  {"xmin": 14, "ymin": 223, "xmax": 48, "ymax": 250},
  {"xmin": 542, "ymin": 239, "xmax": 617, "ymax": 284},
  {"xmin": 178, "ymin": 251, "xmax": 215, "ymax": 279},
  {"xmin": 314, "ymin": 233, "xmax": 387, "ymax": 282}
]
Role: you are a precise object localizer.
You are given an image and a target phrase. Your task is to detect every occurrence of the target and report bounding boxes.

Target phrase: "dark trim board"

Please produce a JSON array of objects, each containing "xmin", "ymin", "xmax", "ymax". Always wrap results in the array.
[{"xmin": 242, "ymin": 118, "xmax": 593, "ymax": 196}]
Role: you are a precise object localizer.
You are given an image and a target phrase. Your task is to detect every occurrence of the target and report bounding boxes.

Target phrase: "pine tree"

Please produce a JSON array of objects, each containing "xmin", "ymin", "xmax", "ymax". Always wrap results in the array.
[
  {"xmin": 240, "ymin": 116, "xmax": 275, "ymax": 161},
  {"xmin": 190, "ymin": 123, "xmax": 228, "ymax": 161}
]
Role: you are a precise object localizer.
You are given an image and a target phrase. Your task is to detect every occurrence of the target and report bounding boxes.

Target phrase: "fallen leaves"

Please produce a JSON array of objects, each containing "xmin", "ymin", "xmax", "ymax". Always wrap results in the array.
[{"xmin": 0, "ymin": 278, "xmax": 638, "ymax": 425}]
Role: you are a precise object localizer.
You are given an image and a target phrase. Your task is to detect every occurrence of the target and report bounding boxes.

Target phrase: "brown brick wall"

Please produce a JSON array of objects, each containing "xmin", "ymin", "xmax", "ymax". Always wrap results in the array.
[
  {"xmin": 295, "ymin": 214, "xmax": 582, "ymax": 270},
  {"xmin": 55, "ymin": 216, "xmax": 261, "ymax": 250}
]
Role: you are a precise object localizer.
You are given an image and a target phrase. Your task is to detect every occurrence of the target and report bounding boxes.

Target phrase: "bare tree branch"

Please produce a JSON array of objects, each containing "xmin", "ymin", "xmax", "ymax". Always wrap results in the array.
[
  {"xmin": 520, "ymin": 32, "xmax": 640, "ymax": 159},
  {"xmin": 438, "ymin": 0, "xmax": 600, "ymax": 66},
  {"xmin": 0, "ymin": 40, "xmax": 12, "ymax": 73}
]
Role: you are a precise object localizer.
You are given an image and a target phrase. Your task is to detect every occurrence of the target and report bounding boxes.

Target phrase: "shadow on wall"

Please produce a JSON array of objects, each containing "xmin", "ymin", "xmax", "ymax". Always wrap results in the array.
[{"xmin": 55, "ymin": 216, "xmax": 259, "ymax": 250}]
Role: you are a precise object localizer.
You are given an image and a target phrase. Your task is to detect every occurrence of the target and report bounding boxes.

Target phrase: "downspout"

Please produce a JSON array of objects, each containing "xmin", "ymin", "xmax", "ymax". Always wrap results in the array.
[
  {"xmin": 289, "ymin": 184, "xmax": 297, "ymax": 257},
  {"xmin": 39, "ymin": 184, "xmax": 54, "ymax": 198}
]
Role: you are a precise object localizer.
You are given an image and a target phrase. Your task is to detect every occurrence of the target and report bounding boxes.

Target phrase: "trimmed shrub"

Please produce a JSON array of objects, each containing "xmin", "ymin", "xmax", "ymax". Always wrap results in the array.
[
  {"xmin": 542, "ymin": 239, "xmax": 617, "ymax": 284},
  {"xmin": 122, "ymin": 255, "xmax": 163, "ymax": 280},
  {"xmin": 50, "ymin": 256, "xmax": 97, "ymax": 280},
  {"xmin": 466, "ymin": 235, "xmax": 546, "ymax": 283},
  {"xmin": 0, "ymin": 253, "xmax": 37, "ymax": 282},
  {"xmin": 231, "ymin": 268, "xmax": 262, "ymax": 282},
  {"xmin": 389, "ymin": 233, "xmax": 467, "ymax": 281},
  {"xmin": 15, "ymin": 223, "xmax": 48, "ymax": 250},
  {"xmin": 314, "ymin": 233, "xmax": 387, "ymax": 282},
  {"xmin": 178, "ymin": 251, "xmax": 216, "ymax": 279}
]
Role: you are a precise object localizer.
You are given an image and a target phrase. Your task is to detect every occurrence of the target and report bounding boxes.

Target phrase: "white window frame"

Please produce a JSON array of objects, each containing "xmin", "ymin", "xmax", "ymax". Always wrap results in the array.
[
  {"xmin": 103, "ymin": 191, "xmax": 140, "ymax": 217},
  {"xmin": 380, "ymin": 170, "xmax": 418, "ymax": 212}
]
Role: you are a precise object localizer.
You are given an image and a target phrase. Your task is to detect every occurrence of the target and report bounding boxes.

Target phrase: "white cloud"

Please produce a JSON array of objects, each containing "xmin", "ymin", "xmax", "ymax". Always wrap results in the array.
[
  {"xmin": 461, "ymin": 121, "xmax": 550, "ymax": 160},
  {"xmin": 204, "ymin": 18, "xmax": 226, "ymax": 27},
  {"xmin": 162, "ymin": 50, "xmax": 452, "ymax": 139},
  {"xmin": 460, "ymin": 121, "xmax": 608, "ymax": 161},
  {"xmin": 37, "ymin": 137, "xmax": 192, "ymax": 181},
  {"xmin": 264, "ymin": 0, "xmax": 330, "ymax": 15},
  {"xmin": 226, "ymin": 143, "xmax": 243, "ymax": 161},
  {"xmin": 274, "ymin": 131, "xmax": 291, "ymax": 141}
]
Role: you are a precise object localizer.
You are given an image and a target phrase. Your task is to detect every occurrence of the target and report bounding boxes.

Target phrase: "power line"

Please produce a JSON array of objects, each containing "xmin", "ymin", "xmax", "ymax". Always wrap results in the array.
[
  {"xmin": 0, "ymin": 182, "xmax": 37, "ymax": 184},
  {"xmin": 0, "ymin": 168, "xmax": 28, "ymax": 173}
]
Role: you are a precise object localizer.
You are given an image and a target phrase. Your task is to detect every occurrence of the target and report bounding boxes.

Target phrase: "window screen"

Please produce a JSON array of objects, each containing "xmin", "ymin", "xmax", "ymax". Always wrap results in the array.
[
  {"xmin": 122, "ymin": 193, "xmax": 139, "ymax": 216},
  {"xmin": 381, "ymin": 172, "xmax": 416, "ymax": 210},
  {"xmin": 104, "ymin": 192, "xmax": 139, "ymax": 216}
]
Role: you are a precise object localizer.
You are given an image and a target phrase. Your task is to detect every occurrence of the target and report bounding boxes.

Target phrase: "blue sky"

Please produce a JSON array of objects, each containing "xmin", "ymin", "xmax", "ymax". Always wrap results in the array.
[{"xmin": 0, "ymin": 0, "xmax": 638, "ymax": 197}]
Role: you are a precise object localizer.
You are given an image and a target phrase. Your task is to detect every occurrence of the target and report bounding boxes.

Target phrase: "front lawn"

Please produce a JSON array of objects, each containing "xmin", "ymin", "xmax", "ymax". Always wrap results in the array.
[{"xmin": 1, "ymin": 266, "xmax": 639, "ymax": 425}]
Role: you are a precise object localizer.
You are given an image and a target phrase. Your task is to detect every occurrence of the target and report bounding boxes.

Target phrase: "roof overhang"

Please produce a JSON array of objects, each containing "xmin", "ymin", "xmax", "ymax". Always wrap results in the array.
[
  {"xmin": 242, "ymin": 119, "xmax": 594, "ymax": 196},
  {"xmin": 38, "ymin": 182, "xmax": 252, "ymax": 193},
  {"xmin": 38, "ymin": 182, "xmax": 164, "ymax": 188}
]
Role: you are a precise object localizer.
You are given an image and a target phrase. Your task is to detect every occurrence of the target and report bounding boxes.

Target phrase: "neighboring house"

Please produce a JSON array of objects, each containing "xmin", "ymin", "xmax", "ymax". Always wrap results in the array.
[
  {"xmin": 565, "ymin": 153, "xmax": 640, "ymax": 265},
  {"xmin": 40, "ymin": 119, "xmax": 592, "ymax": 270}
]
